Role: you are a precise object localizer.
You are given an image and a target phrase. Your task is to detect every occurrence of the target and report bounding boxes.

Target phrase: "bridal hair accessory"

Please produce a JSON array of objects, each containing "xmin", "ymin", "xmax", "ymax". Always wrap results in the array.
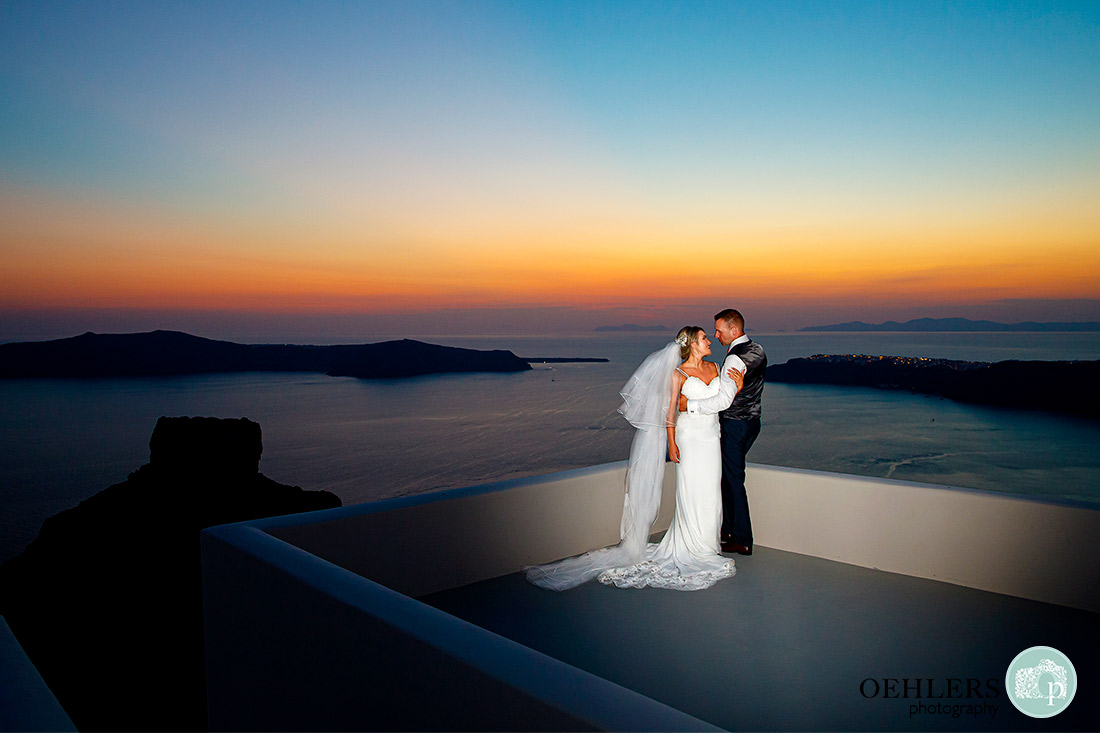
[{"xmin": 675, "ymin": 333, "xmax": 689, "ymax": 347}]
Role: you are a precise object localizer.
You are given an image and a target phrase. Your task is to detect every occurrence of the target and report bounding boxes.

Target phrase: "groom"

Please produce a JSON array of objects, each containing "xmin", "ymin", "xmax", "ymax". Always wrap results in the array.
[{"xmin": 680, "ymin": 308, "xmax": 767, "ymax": 555}]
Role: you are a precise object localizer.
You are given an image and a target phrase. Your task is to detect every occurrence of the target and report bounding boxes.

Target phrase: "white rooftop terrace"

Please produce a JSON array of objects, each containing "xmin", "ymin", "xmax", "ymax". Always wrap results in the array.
[{"xmin": 201, "ymin": 461, "xmax": 1099, "ymax": 731}]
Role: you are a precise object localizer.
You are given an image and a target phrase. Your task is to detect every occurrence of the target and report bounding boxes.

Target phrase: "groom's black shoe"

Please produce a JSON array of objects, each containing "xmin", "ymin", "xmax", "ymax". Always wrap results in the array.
[{"xmin": 721, "ymin": 540, "xmax": 752, "ymax": 556}]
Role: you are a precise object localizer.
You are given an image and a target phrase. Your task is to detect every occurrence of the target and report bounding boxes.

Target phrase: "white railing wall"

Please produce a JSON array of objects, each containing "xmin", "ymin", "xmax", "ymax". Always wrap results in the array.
[
  {"xmin": 747, "ymin": 464, "xmax": 1100, "ymax": 612},
  {"xmin": 260, "ymin": 461, "xmax": 676, "ymax": 597},
  {"xmin": 255, "ymin": 462, "xmax": 1100, "ymax": 611},
  {"xmin": 201, "ymin": 519, "xmax": 715, "ymax": 732},
  {"xmin": 202, "ymin": 461, "xmax": 1100, "ymax": 729},
  {"xmin": 0, "ymin": 617, "xmax": 76, "ymax": 732}
]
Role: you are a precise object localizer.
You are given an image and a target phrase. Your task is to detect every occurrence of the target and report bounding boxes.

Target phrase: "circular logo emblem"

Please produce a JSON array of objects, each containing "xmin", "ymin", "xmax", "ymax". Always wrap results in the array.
[{"xmin": 1006, "ymin": 646, "xmax": 1076, "ymax": 718}]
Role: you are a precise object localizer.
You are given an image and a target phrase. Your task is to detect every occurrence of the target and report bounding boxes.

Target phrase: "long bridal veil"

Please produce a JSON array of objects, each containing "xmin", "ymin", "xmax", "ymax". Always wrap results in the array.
[{"xmin": 525, "ymin": 341, "xmax": 680, "ymax": 591}]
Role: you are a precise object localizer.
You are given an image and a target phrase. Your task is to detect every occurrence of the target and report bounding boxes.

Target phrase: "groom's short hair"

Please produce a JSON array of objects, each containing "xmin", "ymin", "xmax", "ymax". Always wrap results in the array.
[{"xmin": 714, "ymin": 308, "xmax": 744, "ymax": 331}]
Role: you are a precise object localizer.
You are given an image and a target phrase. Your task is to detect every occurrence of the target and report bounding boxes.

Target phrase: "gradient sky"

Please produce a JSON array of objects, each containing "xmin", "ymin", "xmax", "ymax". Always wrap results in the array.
[{"xmin": 1, "ymin": 0, "xmax": 1098, "ymax": 337}]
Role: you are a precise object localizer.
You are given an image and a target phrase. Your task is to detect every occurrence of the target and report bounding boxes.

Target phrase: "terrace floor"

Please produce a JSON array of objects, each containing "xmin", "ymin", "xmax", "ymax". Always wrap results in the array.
[{"xmin": 423, "ymin": 546, "xmax": 1098, "ymax": 731}]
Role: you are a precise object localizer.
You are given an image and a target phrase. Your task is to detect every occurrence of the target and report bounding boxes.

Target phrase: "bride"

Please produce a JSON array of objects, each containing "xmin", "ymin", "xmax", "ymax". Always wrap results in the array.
[{"xmin": 526, "ymin": 326, "xmax": 744, "ymax": 591}]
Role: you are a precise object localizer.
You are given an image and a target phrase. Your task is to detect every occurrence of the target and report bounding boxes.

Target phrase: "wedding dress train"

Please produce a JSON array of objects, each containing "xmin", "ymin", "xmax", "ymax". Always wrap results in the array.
[{"xmin": 597, "ymin": 371, "xmax": 735, "ymax": 590}]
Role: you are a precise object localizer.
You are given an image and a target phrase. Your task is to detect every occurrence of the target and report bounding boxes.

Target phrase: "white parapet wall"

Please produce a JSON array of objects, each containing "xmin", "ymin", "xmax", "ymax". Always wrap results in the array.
[
  {"xmin": 0, "ymin": 617, "xmax": 76, "ymax": 732},
  {"xmin": 261, "ymin": 460, "xmax": 679, "ymax": 598},
  {"xmin": 747, "ymin": 464, "xmax": 1100, "ymax": 612},
  {"xmin": 201, "ymin": 502, "xmax": 715, "ymax": 732},
  {"xmin": 254, "ymin": 461, "xmax": 1100, "ymax": 611},
  {"xmin": 202, "ymin": 461, "xmax": 1100, "ymax": 729},
  {"xmin": 202, "ymin": 461, "xmax": 708, "ymax": 731}
]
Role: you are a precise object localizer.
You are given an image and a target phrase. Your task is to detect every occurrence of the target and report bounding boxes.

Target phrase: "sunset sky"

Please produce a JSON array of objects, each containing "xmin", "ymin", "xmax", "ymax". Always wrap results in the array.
[{"xmin": 2, "ymin": 1, "xmax": 1098, "ymax": 338}]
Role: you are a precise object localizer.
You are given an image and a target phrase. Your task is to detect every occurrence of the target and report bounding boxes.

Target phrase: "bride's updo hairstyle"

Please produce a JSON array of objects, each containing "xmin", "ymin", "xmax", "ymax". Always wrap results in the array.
[{"xmin": 675, "ymin": 326, "xmax": 704, "ymax": 360}]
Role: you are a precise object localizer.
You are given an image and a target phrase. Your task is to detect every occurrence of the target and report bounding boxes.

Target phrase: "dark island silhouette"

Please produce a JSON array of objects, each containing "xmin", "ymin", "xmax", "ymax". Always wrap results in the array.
[
  {"xmin": 0, "ymin": 416, "xmax": 341, "ymax": 731},
  {"xmin": 770, "ymin": 355, "xmax": 1100, "ymax": 419},
  {"xmin": 0, "ymin": 330, "xmax": 606, "ymax": 379},
  {"xmin": 801, "ymin": 317, "xmax": 1100, "ymax": 332}
]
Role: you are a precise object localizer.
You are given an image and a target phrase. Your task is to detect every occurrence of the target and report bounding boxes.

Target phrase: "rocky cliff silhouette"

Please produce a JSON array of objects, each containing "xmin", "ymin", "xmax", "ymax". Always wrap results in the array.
[
  {"xmin": 0, "ymin": 416, "xmax": 340, "ymax": 731},
  {"xmin": 769, "ymin": 355, "xmax": 1100, "ymax": 419}
]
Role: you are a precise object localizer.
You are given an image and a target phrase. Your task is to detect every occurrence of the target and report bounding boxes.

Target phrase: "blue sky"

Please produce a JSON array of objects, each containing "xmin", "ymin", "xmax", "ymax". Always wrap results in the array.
[{"xmin": 1, "ymin": 1, "xmax": 1098, "ymax": 337}]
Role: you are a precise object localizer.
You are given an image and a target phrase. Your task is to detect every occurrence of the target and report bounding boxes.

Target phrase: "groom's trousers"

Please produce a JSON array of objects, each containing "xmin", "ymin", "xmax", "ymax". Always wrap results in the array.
[{"xmin": 719, "ymin": 416, "xmax": 761, "ymax": 548}]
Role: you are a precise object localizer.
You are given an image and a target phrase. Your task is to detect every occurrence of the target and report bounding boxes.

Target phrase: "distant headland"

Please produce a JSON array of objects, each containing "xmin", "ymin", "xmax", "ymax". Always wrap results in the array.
[
  {"xmin": 769, "ymin": 354, "xmax": 1100, "ymax": 419},
  {"xmin": 594, "ymin": 324, "xmax": 667, "ymax": 332},
  {"xmin": 801, "ymin": 317, "xmax": 1100, "ymax": 332},
  {"xmin": 0, "ymin": 330, "xmax": 605, "ymax": 379}
]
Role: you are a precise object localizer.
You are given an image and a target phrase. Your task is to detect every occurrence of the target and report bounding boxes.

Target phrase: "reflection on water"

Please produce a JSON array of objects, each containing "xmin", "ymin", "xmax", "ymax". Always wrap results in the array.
[{"xmin": 2, "ymin": 331, "xmax": 1099, "ymax": 562}]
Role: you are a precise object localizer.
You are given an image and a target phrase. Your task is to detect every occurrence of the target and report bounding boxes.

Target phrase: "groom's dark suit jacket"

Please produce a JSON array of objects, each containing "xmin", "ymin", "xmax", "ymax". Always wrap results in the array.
[{"xmin": 721, "ymin": 339, "xmax": 767, "ymax": 421}]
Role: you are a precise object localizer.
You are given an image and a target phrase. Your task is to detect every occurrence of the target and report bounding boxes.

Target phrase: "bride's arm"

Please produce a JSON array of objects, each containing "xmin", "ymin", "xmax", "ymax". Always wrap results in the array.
[{"xmin": 667, "ymin": 370, "xmax": 684, "ymax": 463}]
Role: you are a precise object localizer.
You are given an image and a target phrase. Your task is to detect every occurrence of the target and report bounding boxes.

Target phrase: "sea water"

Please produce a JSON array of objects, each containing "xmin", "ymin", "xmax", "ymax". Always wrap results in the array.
[{"xmin": 2, "ymin": 331, "xmax": 1099, "ymax": 562}]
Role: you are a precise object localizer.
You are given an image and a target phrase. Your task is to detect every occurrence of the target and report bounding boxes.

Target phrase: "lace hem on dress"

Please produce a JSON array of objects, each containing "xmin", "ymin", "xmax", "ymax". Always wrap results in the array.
[{"xmin": 597, "ymin": 556, "xmax": 736, "ymax": 591}]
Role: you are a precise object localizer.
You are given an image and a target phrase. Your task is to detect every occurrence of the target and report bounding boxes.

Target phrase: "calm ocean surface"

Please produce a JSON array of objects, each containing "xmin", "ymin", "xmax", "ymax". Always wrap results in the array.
[{"xmin": 2, "ymin": 331, "xmax": 1100, "ymax": 562}]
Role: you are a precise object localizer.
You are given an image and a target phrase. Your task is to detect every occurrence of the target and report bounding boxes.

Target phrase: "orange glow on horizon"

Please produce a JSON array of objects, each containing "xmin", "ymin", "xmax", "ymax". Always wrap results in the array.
[{"xmin": 2, "ymin": 182, "xmax": 1098, "ymax": 315}]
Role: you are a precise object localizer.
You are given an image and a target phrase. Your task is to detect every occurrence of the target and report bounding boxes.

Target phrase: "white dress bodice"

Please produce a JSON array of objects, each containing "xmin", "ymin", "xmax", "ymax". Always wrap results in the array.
[{"xmin": 679, "ymin": 373, "xmax": 720, "ymax": 400}]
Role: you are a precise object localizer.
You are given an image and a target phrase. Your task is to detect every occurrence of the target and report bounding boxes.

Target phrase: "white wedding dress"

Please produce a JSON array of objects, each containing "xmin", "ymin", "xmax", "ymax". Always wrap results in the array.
[
  {"xmin": 525, "ymin": 342, "xmax": 735, "ymax": 592},
  {"xmin": 597, "ymin": 370, "xmax": 736, "ymax": 590}
]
